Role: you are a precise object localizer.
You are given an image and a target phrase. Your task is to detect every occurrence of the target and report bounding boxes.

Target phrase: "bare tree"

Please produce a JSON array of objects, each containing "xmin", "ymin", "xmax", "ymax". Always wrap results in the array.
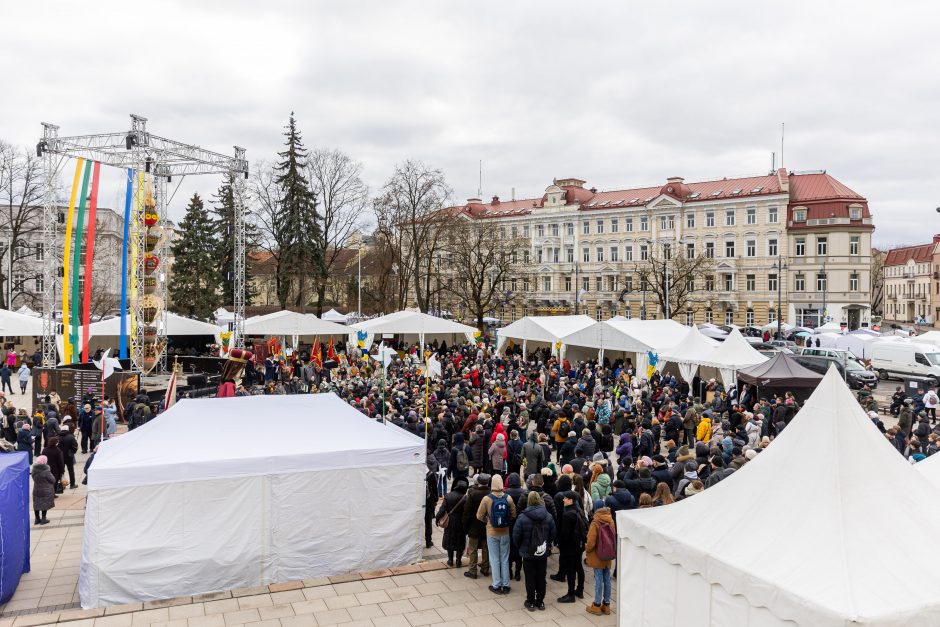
[
  {"xmin": 443, "ymin": 218, "xmax": 521, "ymax": 329},
  {"xmin": 633, "ymin": 247, "xmax": 715, "ymax": 319},
  {"xmin": 0, "ymin": 141, "xmax": 44, "ymax": 309},
  {"xmin": 306, "ymin": 148, "xmax": 368, "ymax": 315},
  {"xmin": 373, "ymin": 160, "xmax": 451, "ymax": 312},
  {"xmin": 249, "ymin": 160, "xmax": 293, "ymax": 308}
]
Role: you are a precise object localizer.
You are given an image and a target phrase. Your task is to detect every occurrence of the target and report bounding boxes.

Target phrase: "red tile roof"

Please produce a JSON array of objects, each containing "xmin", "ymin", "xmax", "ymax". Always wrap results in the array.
[
  {"xmin": 884, "ymin": 243, "xmax": 936, "ymax": 267},
  {"xmin": 789, "ymin": 173, "xmax": 864, "ymax": 202}
]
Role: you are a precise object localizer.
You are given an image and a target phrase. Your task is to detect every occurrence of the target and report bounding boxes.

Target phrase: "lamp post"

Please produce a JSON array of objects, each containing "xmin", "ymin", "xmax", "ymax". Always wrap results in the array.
[
  {"xmin": 775, "ymin": 254, "xmax": 787, "ymax": 339},
  {"xmin": 357, "ymin": 241, "xmax": 362, "ymax": 317},
  {"xmin": 821, "ymin": 255, "xmax": 828, "ymax": 326}
]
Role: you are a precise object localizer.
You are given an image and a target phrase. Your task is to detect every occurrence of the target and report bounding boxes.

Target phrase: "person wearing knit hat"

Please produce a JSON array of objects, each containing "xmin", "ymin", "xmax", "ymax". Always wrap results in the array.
[
  {"xmin": 513, "ymin": 486, "xmax": 555, "ymax": 611},
  {"xmin": 31, "ymin": 454, "xmax": 55, "ymax": 525},
  {"xmin": 476, "ymin": 473, "xmax": 517, "ymax": 594}
]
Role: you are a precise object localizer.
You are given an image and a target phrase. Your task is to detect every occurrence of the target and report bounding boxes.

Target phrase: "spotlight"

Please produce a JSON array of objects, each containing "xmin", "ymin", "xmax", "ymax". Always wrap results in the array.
[
  {"xmin": 145, "ymin": 157, "xmax": 152, "ymax": 173},
  {"xmin": 125, "ymin": 134, "xmax": 137, "ymax": 150}
]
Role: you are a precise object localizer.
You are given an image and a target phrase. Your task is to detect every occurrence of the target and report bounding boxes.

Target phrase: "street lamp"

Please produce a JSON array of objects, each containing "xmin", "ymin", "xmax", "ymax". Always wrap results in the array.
[{"xmin": 774, "ymin": 254, "xmax": 788, "ymax": 339}]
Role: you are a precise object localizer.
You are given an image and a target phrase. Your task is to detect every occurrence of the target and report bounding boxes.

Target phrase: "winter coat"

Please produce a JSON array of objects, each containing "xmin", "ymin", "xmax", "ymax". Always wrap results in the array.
[
  {"xmin": 604, "ymin": 489, "xmax": 635, "ymax": 514},
  {"xmin": 898, "ymin": 407, "xmax": 913, "ymax": 434},
  {"xmin": 559, "ymin": 437, "xmax": 577, "ymax": 466},
  {"xmin": 477, "ymin": 490, "xmax": 517, "ymax": 536},
  {"xmin": 42, "ymin": 444, "xmax": 64, "ymax": 479},
  {"xmin": 58, "ymin": 431, "xmax": 78, "ymax": 465},
  {"xmin": 521, "ymin": 433, "xmax": 544, "ymax": 477},
  {"xmin": 585, "ymin": 507, "xmax": 615, "ymax": 569},
  {"xmin": 17, "ymin": 364, "xmax": 29, "ymax": 383},
  {"xmin": 488, "ymin": 440, "xmax": 507, "ymax": 472},
  {"xmin": 696, "ymin": 416, "xmax": 712, "ymax": 442},
  {"xmin": 511, "ymin": 504, "xmax": 556, "ymax": 559},
  {"xmin": 432, "ymin": 440, "xmax": 450, "ymax": 470},
  {"xmin": 437, "ymin": 487, "xmax": 467, "ymax": 551},
  {"xmin": 650, "ymin": 465, "xmax": 674, "ymax": 491},
  {"xmin": 574, "ymin": 434, "xmax": 597, "ymax": 459},
  {"xmin": 557, "ymin": 505, "xmax": 586, "ymax": 555},
  {"xmin": 31, "ymin": 463, "xmax": 56, "ymax": 511},
  {"xmin": 590, "ymin": 473, "xmax": 612, "ymax": 501},
  {"xmin": 462, "ymin": 484, "xmax": 490, "ymax": 539},
  {"xmin": 622, "ymin": 476, "xmax": 657, "ymax": 503},
  {"xmin": 469, "ymin": 432, "xmax": 488, "ymax": 468},
  {"xmin": 448, "ymin": 434, "xmax": 472, "ymax": 481},
  {"xmin": 615, "ymin": 433, "xmax": 633, "ymax": 462},
  {"xmin": 16, "ymin": 426, "xmax": 32, "ymax": 453}
]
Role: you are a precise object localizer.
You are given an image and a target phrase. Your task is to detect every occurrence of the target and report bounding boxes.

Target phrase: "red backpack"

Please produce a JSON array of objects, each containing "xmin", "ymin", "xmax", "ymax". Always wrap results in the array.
[{"xmin": 595, "ymin": 522, "xmax": 617, "ymax": 561}]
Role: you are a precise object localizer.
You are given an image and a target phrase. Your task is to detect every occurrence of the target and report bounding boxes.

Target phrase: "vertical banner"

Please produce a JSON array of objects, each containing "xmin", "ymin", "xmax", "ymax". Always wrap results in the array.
[
  {"xmin": 129, "ymin": 171, "xmax": 144, "ymax": 338},
  {"xmin": 81, "ymin": 162, "xmax": 100, "ymax": 362},
  {"xmin": 69, "ymin": 160, "xmax": 93, "ymax": 363},
  {"xmin": 61, "ymin": 158, "xmax": 84, "ymax": 365},
  {"xmin": 119, "ymin": 169, "xmax": 133, "ymax": 359}
]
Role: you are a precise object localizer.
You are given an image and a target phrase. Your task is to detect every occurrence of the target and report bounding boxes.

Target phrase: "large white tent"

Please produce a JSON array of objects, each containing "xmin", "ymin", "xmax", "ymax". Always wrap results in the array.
[
  {"xmin": 243, "ymin": 310, "xmax": 349, "ymax": 338},
  {"xmin": 88, "ymin": 313, "xmax": 222, "ymax": 338},
  {"xmin": 616, "ymin": 368, "xmax": 940, "ymax": 626},
  {"xmin": 659, "ymin": 325, "xmax": 720, "ymax": 382},
  {"xmin": 710, "ymin": 328, "xmax": 768, "ymax": 386},
  {"xmin": 321, "ymin": 308, "xmax": 349, "ymax": 323},
  {"xmin": 80, "ymin": 393, "xmax": 425, "ymax": 608},
  {"xmin": 834, "ymin": 333, "xmax": 879, "ymax": 359},
  {"xmin": 912, "ymin": 330, "xmax": 940, "ymax": 348},
  {"xmin": 0, "ymin": 308, "xmax": 45, "ymax": 336},
  {"xmin": 495, "ymin": 315, "xmax": 594, "ymax": 357},
  {"xmin": 351, "ymin": 310, "xmax": 478, "ymax": 350},
  {"xmin": 562, "ymin": 319, "xmax": 696, "ymax": 376}
]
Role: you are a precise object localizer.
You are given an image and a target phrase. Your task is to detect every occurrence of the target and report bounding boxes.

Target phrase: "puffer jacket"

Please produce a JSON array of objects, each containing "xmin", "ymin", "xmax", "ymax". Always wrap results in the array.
[
  {"xmin": 511, "ymin": 504, "xmax": 556, "ymax": 558},
  {"xmin": 615, "ymin": 433, "xmax": 633, "ymax": 462},
  {"xmin": 31, "ymin": 463, "xmax": 56, "ymax": 511},
  {"xmin": 696, "ymin": 416, "xmax": 712, "ymax": 442},
  {"xmin": 585, "ymin": 507, "xmax": 615, "ymax": 569},
  {"xmin": 590, "ymin": 472, "xmax": 612, "ymax": 501}
]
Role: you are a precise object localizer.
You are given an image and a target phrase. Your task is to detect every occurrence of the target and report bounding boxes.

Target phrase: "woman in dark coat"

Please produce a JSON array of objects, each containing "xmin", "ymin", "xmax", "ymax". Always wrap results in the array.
[
  {"xmin": 41, "ymin": 436, "xmax": 64, "ymax": 494},
  {"xmin": 58, "ymin": 425, "xmax": 79, "ymax": 489},
  {"xmin": 436, "ymin": 479, "xmax": 468, "ymax": 567},
  {"xmin": 31, "ymin": 455, "xmax": 55, "ymax": 525},
  {"xmin": 504, "ymin": 473, "xmax": 528, "ymax": 581}
]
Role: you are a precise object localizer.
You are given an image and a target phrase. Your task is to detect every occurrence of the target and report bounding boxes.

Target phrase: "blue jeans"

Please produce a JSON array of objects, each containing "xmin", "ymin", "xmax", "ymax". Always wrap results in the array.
[
  {"xmin": 487, "ymin": 534, "xmax": 511, "ymax": 588},
  {"xmin": 593, "ymin": 567, "xmax": 611, "ymax": 605},
  {"xmin": 437, "ymin": 472, "xmax": 448, "ymax": 496}
]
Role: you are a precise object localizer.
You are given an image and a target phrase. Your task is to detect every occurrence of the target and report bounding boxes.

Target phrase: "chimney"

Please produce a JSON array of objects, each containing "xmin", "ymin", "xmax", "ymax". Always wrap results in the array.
[
  {"xmin": 666, "ymin": 177, "xmax": 684, "ymax": 184},
  {"xmin": 491, "ymin": 195, "xmax": 500, "ymax": 205},
  {"xmin": 590, "ymin": 187, "xmax": 597, "ymax": 193},
  {"xmin": 467, "ymin": 197, "xmax": 482, "ymax": 204},
  {"xmin": 933, "ymin": 234, "xmax": 940, "ymax": 244}
]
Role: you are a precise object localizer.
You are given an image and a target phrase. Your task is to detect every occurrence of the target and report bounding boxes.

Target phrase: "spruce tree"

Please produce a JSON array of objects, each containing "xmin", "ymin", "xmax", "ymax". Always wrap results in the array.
[
  {"xmin": 275, "ymin": 113, "xmax": 323, "ymax": 309},
  {"xmin": 210, "ymin": 173, "xmax": 256, "ymax": 307},
  {"xmin": 169, "ymin": 193, "xmax": 223, "ymax": 319}
]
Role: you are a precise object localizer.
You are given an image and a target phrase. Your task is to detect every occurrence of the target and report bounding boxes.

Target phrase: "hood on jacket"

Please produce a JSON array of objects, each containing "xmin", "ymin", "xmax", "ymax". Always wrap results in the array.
[
  {"xmin": 593, "ymin": 473, "xmax": 611, "ymax": 488},
  {"xmin": 435, "ymin": 439, "xmax": 448, "ymax": 451},
  {"xmin": 556, "ymin": 475, "xmax": 573, "ymax": 492},
  {"xmin": 426, "ymin": 457, "xmax": 440, "ymax": 473},
  {"xmin": 31, "ymin": 463, "xmax": 50, "ymax": 474},
  {"xmin": 522, "ymin": 503, "xmax": 551, "ymax": 524},
  {"xmin": 592, "ymin": 507, "xmax": 614, "ymax": 526},
  {"xmin": 606, "ymin": 490, "xmax": 634, "ymax": 509},
  {"xmin": 528, "ymin": 432, "xmax": 538, "ymax": 443},
  {"xmin": 506, "ymin": 472, "xmax": 522, "ymax": 489},
  {"xmin": 454, "ymin": 433, "xmax": 465, "ymax": 447},
  {"xmin": 695, "ymin": 441, "xmax": 710, "ymax": 458}
]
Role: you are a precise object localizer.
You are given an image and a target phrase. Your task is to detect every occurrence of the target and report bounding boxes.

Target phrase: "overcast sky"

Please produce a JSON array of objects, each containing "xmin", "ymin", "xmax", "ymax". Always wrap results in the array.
[{"xmin": 2, "ymin": 1, "xmax": 937, "ymax": 247}]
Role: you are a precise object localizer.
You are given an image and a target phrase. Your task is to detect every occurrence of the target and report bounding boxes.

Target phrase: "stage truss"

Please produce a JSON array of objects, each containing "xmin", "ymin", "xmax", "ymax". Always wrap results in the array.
[{"xmin": 38, "ymin": 114, "xmax": 249, "ymax": 371}]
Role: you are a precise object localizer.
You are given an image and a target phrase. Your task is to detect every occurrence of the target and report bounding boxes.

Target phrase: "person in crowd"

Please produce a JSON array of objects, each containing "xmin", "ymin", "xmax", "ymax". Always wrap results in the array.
[
  {"xmin": 17, "ymin": 361, "xmax": 29, "ymax": 394},
  {"xmin": 504, "ymin": 473, "xmax": 528, "ymax": 582},
  {"xmin": 488, "ymin": 433, "xmax": 507, "ymax": 478},
  {"xmin": 462, "ymin": 474, "xmax": 491, "ymax": 580},
  {"xmin": 521, "ymin": 431, "xmax": 544, "ymax": 477},
  {"xmin": 0, "ymin": 363, "xmax": 12, "ymax": 395},
  {"xmin": 449, "ymin": 432, "xmax": 472, "ymax": 485},
  {"xmin": 584, "ymin": 505, "xmax": 615, "ymax": 616},
  {"xmin": 41, "ymin": 435, "xmax": 64, "ymax": 495},
  {"xmin": 512, "ymin": 491, "xmax": 555, "ymax": 612},
  {"xmin": 437, "ymin": 479, "xmax": 468, "ymax": 567},
  {"xmin": 16, "ymin": 418, "xmax": 33, "ymax": 464},
  {"xmin": 425, "ymin": 457, "xmax": 440, "ymax": 548},
  {"xmin": 476, "ymin": 474, "xmax": 517, "ymax": 594},
  {"xmin": 59, "ymin": 423, "xmax": 79, "ymax": 490},
  {"xmin": 31, "ymin": 454, "xmax": 55, "ymax": 525},
  {"xmin": 554, "ymin": 491, "xmax": 586, "ymax": 603}
]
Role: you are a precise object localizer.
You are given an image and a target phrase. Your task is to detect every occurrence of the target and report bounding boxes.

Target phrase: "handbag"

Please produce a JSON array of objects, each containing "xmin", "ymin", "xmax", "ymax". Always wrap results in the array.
[{"xmin": 436, "ymin": 494, "xmax": 466, "ymax": 529}]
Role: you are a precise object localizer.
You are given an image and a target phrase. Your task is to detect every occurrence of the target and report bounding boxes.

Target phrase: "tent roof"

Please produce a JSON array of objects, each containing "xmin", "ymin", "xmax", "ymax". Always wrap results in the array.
[
  {"xmin": 736, "ymin": 351, "xmax": 823, "ymax": 387},
  {"xmin": 814, "ymin": 321, "xmax": 845, "ymax": 333},
  {"xmin": 243, "ymin": 310, "xmax": 348, "ymax": 336},
  {"xmin": 0, "ymin": 309, "xmax": 44, "ymax": 336},
  {"xmin": 660, "ymin": 325, "xmax": 720, "ymax": 365},
  {"xmin": 711, "ymin": 328, "xmax": 768, "ymax": 368},
  {"xmin": 497, "ymin": 315, "xmax": 594, "ymax": 345},
  {"xmin": 561, "ymin": 320, "xmax": 655, "ymax": 353},
  {"xmin": 913, "ymin": 331, "xmax": 940, "ymax": 347},
  {"xmin": 321, "ymin": 308, "xmax": 349, "ymax": 323},
  {"xmin": 617, "ymin": 368, "xmax": 940, "ymax": 626},
  {"xmin": 89, "ymin": 393, "xmax": 424, "ymax": 491},
  {"xmin": 351, "ymin": 311, "xmax": 477, "ymax": 336},
  {"xmin": 89, "ymin": 313, "xmax": 220, "ymax": 338}
]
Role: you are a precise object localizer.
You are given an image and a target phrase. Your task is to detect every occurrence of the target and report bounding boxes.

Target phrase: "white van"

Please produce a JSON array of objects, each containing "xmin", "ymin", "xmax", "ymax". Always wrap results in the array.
[{"xmin": 870, "ymin": 341, "xmax": 940, "ymax": 385}]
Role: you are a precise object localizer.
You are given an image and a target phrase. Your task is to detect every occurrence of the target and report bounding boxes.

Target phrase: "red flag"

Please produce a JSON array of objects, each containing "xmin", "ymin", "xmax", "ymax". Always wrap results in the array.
[
  {"xmin": 311, "ymin": 337, "xmax": 322, "ymax": 368},
  {"xmin": 327, "ymin": 338, "xmax": 336, "ymax": 361}
]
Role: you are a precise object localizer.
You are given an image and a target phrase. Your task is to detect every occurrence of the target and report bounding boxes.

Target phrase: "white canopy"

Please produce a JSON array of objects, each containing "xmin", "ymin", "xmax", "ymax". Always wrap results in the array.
[
  {"xmin": 760, "ymin": 321, "xmax": 793, "ymax": 333},
  {"xmin": 496, "ymin": 315, "xmax": 594, "ymax": 356},
  {"xmin": 15, "ymin": 305, "xmax": 40, "ymax": 317},
  {"xmin": 321, "ymin": 308, "xmax": 349, "ymax": 323},
  {"xmin": 659, "ymin": 325, "xmax": 720, "ymax": 382},
  {"xmin": 810, "ymin": 332, "xmax": 842, "ymax": 348},
  {"xmin": 814, "ymin": 321, "xmax": 845, "ymax": 333},
  {"xmin": 711, "ymin": 328, "xmax": 768, "ymax": 386},
  {"xmin": 915, "ymin": 451, "xmax": 940, "ymax": 490},
  {"xmin": 912, "ymin": 330, "xmax": 940, "ymax": 348},
  {"xmin": 0, "ymin": 309, "xmax": 44, "ymax": 336},
  {"xmin": 351, "ymin": 310, "xmax": 478, "ymax": 350},
  {"xmin": 80, "ymin": 393, "xmax": 424, "ymax": 608},
  {"xmin": 834, "ymin": 333, "xmax": 879, "ymax": 359},
  {"xmin": 562, "ymin": 319, "xmax": 696, "ymax": 376},
  {"xmin": 214, "ymin": 307, "xmax": 235, "ymax": 326},
  {"xmin": 617, "ymin": 368, "xmax": 940, "ymax": 626},
  {"xmin": 243, "ymin": 310, "xmax": 348, "ymax": 337},
  {"xmin": 697, "ymin": 325, "xmax": 728, "ymax": 339},
  {"xmin": 89, "ymin": 313, "xmax": 222, "ymax": 338}
]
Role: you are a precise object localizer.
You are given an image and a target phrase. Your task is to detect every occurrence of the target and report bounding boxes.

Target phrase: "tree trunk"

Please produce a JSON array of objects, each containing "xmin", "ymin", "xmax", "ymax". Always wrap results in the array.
[{"xmin": 316, "ymin": 282, "xmax": 326, "ymax": 316}]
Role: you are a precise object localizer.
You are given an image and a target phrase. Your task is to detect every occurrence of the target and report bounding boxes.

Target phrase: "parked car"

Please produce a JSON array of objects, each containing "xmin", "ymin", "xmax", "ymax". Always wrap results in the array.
[
  {"xmin": 870, "ymin": 341, "xmax": 940, "ymax": 386},
  {"xmin": 793, "ymin": 355, "xmax": 878, "ymax": 390},
  {"xmin": 800, "ymin": 347, "xmax": 862, "ymax": 364},
  {"xmin": 769, "ymin": 339, "xmax": 798, "ymax": 351}
]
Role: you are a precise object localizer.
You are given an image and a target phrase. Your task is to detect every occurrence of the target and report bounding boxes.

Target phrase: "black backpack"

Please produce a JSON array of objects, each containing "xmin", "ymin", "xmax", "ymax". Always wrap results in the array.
[{"xmin": 527, "ymin": 513, "xmax": 549, "ymax": 557}]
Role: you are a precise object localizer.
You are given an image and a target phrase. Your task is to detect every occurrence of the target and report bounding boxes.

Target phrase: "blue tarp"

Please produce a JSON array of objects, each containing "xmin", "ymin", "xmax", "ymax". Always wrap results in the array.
[{"xmin": 0, "ymin": 452, "xmax": 30, "ymax": 604}]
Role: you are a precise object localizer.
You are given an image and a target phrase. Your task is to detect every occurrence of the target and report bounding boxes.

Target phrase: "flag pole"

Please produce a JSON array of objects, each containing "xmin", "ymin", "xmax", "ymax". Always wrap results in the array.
[
  {"xmin": 100, "ymin": 359, "xmax": 105, "ymax": 439},
  {"xmin": 424, "ymin": 352, "xmax": 430, "ymax": 440}
]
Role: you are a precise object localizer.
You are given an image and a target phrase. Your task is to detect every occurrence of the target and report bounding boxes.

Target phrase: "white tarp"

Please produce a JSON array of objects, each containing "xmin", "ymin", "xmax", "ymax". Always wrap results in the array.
[
  {"xmin": 321, "ymin": 308, "xmax": 349, "ymax": 323},
  {"xmin": 243, "ymin": 310, "xmax": 348, "ymax": 337},
  {"xmin": 617, "ymin": 368, "xmax": 940, "ymax": 626},
  {"xmin": 711, "ymin": 328, "xmax": 768, "ymax": 387},
  {"xmin": 814, "ymin": 321, "xmax": 844, "ymax": 333},
  {"xmin": 89, "ymin": 313, "xmax": 222, "ymax": 338},
  {"xmin": 351, "ymin": 311, "xmax": 478, "ymax": 348},
  {"xmin": 80, "ymin": 393, "xmax": 425, "ymax": 608},
  {"xmin": 659, "ymin": 326, "xmax": 720, "ymax": 382},
  {"xmin": 912, "ymin": 330, "xmax": 940, "ymax": 348},
  {"xmin": 496, "ymin": 315, "xmax": 594, "ymax": 356},
  {"xmin": 834, "ymin": 333, "xmax": 879, "ymax": 359},
  {"xmin": 0, "ymin": 309, "xmax": 45, "ymax": 336}
]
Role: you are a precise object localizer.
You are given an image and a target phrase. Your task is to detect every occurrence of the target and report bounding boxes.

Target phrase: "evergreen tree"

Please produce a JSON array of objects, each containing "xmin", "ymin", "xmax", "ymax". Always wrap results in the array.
[
  {"xmin": 275, "ymin": 113, "xmax": 323, "ymax": 309},
  {"xmin": 169, "ymin": 193, "xmax": 223, "ymax": 319},
  {"xmin": 210, "ymin": 173, "xmax": 257, "ymax": 307}
]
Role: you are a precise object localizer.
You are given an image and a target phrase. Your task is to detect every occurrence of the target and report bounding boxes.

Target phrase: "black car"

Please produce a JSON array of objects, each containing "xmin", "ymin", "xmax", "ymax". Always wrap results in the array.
[{"xmin": 792, "ymin": 355, "xmax": 878, "ymax": 390}]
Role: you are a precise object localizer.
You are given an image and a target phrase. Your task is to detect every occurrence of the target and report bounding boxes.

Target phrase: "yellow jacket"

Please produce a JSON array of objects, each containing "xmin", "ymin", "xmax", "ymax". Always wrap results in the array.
[{"xmin": 696, "ymin": 417, "xmax": 712, "ymax": 442}]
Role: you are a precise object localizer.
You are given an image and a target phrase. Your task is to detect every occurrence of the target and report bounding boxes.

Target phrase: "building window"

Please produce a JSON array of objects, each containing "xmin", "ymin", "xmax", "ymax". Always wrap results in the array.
[
  {"xmin": 625, "ymin": 217, "xmax": 633, "ymax": 232},
  {"xmin": 705, "ymin": 242, "xmax": 715, "ymax": 258},
  {"xmin": 663, "ymin": 244, "xmax": 672, "ymax": 260},
  {"xmin": 723, "ymin": 274, "xmax": 733, "ymax": 291},
  {"xmin": 850, "ymin": 273, "xmax": 859, "ymax": 291},
  {"xmin": 768, "ymin": 206, "xmax": 778, "ymax": 223},
  {"xmin": 596, "ymin": 277, "xmax": 603, "ymax": 291},
  {"xmin": 725, "ymin": 310, "xmax": 734, "ymax": 325},
  {"xmin": 850, "ymin": 206, "xmax": 862, "ymax": 220},
  {"xmin": 706, "ymin": 212, "xmax": 715, "ymax": 227},
  {"xmin": 566, "ymin": 222, "xmax": 574, "ymax": 236},
  {"xmin": 582, "ymin": 277, "xmax": 590, "ymax": 293},
  {"xmin": 686, "ymin": 276, "xmax": 695, "ymax": 291},
  {"xmin": 746, "ymin": 308, "xmax": 755, "ymax": 326},
  {"xmin": 704, "ymin": 308, "xmax": 713, "ymax": 324},
  {"xmin": 640, "ymin": 216, "xmax": 648, "ymax": 231},
  {"xmin": 624, "ymin": 276, "xmax": 633, "ymax": 293},
  {"xmin": 640, "ymin": 245, "xmax": 649, "ymax": 261},
  {"xmin": 768, "ymin": 309, "xmax": 777, "ymax": 323},
  {"xmin": 660, "ymin": 215, "xmax": 668, "ymax": 230},
  {"xmin": 596, "ymin": 220, "xmax": 604, "ymax": 234},
  {"xmin": 523, "ymin": 226, "xmax": 530, "ymax": 238},
  {"xmin": 536, "ymin": 225, "xmax": 544, "ymax": 237},
  {"xmin": 583, "ymin": 221, "xmax": 590, "ymax": 235},
  {"xmin": 746, "ymin": 240, "xmax": 756, "ymax": 257},
  {"xmin": 596, "ymin": 306, "xmax": 602, "ymax": 321},
  {"xmin": 747, "ymin": 208, "xmax": 756, "ymax": 225},
  {"xmin": 624, "ymin": 306, "xmax": 632, "ymax": 319},
  {"xmin": 725, "ymin": 241, "xmax": 735, "ymax": 257},
  {"xmin": 566, "ymin": 247, "xmax": 574, "ymax": 263},
  {"xmin": 686, "ymin": 213, "xmax": 695, "ymax": 229},
  {"xmin": 794, "ymin": 209, "xmax": 807, "ymax": 222},
  {"xmin": 522, "ymin": 250, "xmax": 530, "ymax": 264},
  {"xmin": 817, "ymin": 273, "xmax": 827, "ymax": 292},
  {"xmin": 725, "ymin": 210, "xmax": 735, "ymax": 226},
  {"xmin": 768, "ymin": 273, "xmax": 778, "ymax": 292},
  {"xmin": 565, "ymin": 276, "xmax": 572, "ymax": 291},
  {"xmin": 35, "ymin": 243, "xmax": 44, "ymax": 262},
  {"xmin": 582, "ymin": 248, "xmax": 590, "ymax": 262},
  {"xmin": 746, "ymin": 274, "xmax": 756, "ymax": 290},
  {"xmin": 607, "ymin": 276, "xmax": 616, "ymax": 291},
  {"xmin": 543, "ymin": 276, "xmax": 551, "ymax": 291},
  {"xmin": 686, "ymin": 242, "xmax": 695, "ymax": 258},
  {"xmin": 795, "ymin": 238, "xmax": 805, "ymax": 256},
  {"xmin": 537, "ymin": 249, "xmax": 543, "ymax": 263},
  {"xmin": 705, "ymin": 275, "xmax": 715, "ymax": 291},
  {"xmin": 625, "ymin": 245, "xmax": 633, "ymax": 261},
  {"xmin": 551, "ymin": 223, "xmax": 559, "ymax": 237},
  {"xmin": 13, "ymin": 272, "xmax": 24, "ymax": 291},
  {"xmin": 768, "ymin": 238, "xmax": 778, "ymax": 257},
  {"xmin": 523, "ymin": 278, "xmax": 530, "ymax": 292},
  {"xmin": 795, "ymin": 274, "xmax": 805, "ymax": 291},
  {"xmin": 686, "ymin": 310, "xmax": 694, "ymax": 325},
  {"xmin": 35, "ymin": 276, "xmax": 43, "ymax": 292},
  {"xmin": 611, "ymin": 218, "xmax": 619, "ymax": 233},
  {"xmin": 850, "ymin": 236, "xmax": 860, "ymax": 256},
  {"xmin": 610, "ymin": 247, "xmax": 619, "ymax": 262},
  {"xmin": 500, "ymin": 227, "xmax": 506, "ymax": 239},
  {"xmin": 596, "ymin": 247, "xmax": 604, "ymax": 262},
  {"xmin": 511, "ymin": 226, "xmax": 518, "ymax": 239},
  {"xmin": 817, "ymin": 237, "xmax": 827, "ymax": 256},
  {"xmin": 552, "ymin": 248, "xmax": 559, "ymax": 263}
]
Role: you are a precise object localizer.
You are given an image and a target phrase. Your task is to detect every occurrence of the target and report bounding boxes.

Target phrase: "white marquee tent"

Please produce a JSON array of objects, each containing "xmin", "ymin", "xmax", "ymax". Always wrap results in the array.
[
  {"xmin": 616, "ymin": 368, "xmax": 940, "ymax": 626},
  {"xmin": 321, "ymin": 308, "xmax": 349, "ymax": 323},
  {"xmin": 710, "ymin": 328, "xmax": 768, "ymax": 386},
  {"xmin": 562, "ymin": 318, "xmax": 696, "ymax": 376},
  {"xmin": 834, "ymin": 333, "xmax": 880, "ymax": 359},
  {"xmin": 243, "ymin": 310, "xmax": 349, "ymax": 338},
  {"xmin": 495, "ymin": 315, "xmax": 594, "ymax": 357},
  {"xmin": 80, "ymin": 393, "xmax": 425, "ymax": 608},
  {"xmin": 0, "ymin": 308, "xmax": 45, "ymax": 336},
  {"xmin": 659, "ymin": 326, "xmax": 720, "ymax": 382},
  {"xmin": 88, "ymin": 313, "xmax": 222, "ymax": 338},
  {"xmin": 912, "ymin": 330, "xmax": 940, "ymax": 348},
  {"xmin": 351, "ymin": 310, "xmax": 478, "ymax": 350}
]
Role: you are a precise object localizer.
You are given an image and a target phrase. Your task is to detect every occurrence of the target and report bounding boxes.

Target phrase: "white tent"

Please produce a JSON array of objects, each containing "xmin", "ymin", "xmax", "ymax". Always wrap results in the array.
[
  {"xmin": 810, "ymin": 332, "xmax": 842, "ymax": 348},
  {"xmin": 0, "ymin": 308, "xmax": 45, "ymax": 336},
  {"xmin": 243, "ymin": 310, "xmax": 348, "ymax": 338},
  {"xmin": 214, "ymin": 307, "xmax": 235, "ymax": 327},
  {"xmin": 760, "ymin": 321, "xmax": 792, "ymax": 333},
  {"xmin": 495, "ymin": 315, "xmax": 594, "ymax": 357},
  {"xmin": 814, "ymin": 321, "xmax": 844, "ymax": 333},
  {"xmin": 710, "ymin": 328, "xmax": 768, "ymax": 386},
  {"xmin": 80, "ymin": 393, "xmax": 424, "ymax": 608},
  {"xmin": 834, "ymin": 333, "xmax": 879, "ymax": 359},
  {"xmin": 912, "ymin": 330, "xmax": 940, "ymax": 348},
  {"xmin": 659, "ymin": 326, "xmax": 720, "ymax": 382},
  {"xmin": 89, "ymin": 313, "xmax": 222, "ymax": 338},
  {"xmin": 321, "ymin": 308, "xmax": 349, "ymax": 323},
  {"xmin": 617, "ymin": 368, "xmax": 940, "ymax": 626},
  {"xmin": 15, "ymin": 305, "xmax": 40, "ymax": 317},
  {"xmin": 915, "ymin": 451, "xmax": 940, "ymax": 489},
  {"xmin": 697, "ymin": 325, "xmax": 728, "ymax": 339},
  {"xmin": 351, "ymin": 310, "xmax": 478, "ymax": 350}
]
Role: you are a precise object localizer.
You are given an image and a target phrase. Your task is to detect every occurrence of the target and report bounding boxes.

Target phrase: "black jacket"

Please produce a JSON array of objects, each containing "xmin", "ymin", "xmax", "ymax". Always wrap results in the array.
[
  {"xmin": 604, "ymin": 490, "xmax": 636, "ymax": 514},
  {"xmin": 650, "ymin": 465, "xmax": 674, "ymax": 491},
  {"xmin": 622, "ymin": 476, "xmax": 657, "ymax": 503},
  {"xmin": 462, "ymin": 484, "xmax": 489, "ymax": 539},
  {"xmin": 556, "ymin": 505, "xmax": 586, "ymax": 555},
  {"xmin": 511, "ymin": 504, "xmax": 556, "ymax": 558},
  {"xmin": 58, "ymin": 432, "xmax": 78, "ymax": 465}
]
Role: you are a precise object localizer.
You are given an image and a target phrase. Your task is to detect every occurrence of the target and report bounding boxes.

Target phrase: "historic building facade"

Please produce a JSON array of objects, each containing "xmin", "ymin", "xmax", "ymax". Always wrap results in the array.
[
  {"xmin": 441, "ymin": 168, "xmax": 875, "ymax": 329},
  {"xmin": 882, "ymin": 237, "xmax": 939, "ymax": 325}
]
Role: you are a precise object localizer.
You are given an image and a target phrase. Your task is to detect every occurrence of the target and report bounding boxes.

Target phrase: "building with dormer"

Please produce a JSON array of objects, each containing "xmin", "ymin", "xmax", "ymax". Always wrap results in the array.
[{"xmin": 438, "ymin": 168, "xmax": 875, "ymax": 329}]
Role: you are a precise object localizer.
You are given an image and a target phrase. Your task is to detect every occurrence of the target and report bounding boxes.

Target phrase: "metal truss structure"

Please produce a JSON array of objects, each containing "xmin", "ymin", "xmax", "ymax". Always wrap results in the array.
[{"xmin": 38, "ymin": 114, "xmax": 248, "ymax": 371}]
